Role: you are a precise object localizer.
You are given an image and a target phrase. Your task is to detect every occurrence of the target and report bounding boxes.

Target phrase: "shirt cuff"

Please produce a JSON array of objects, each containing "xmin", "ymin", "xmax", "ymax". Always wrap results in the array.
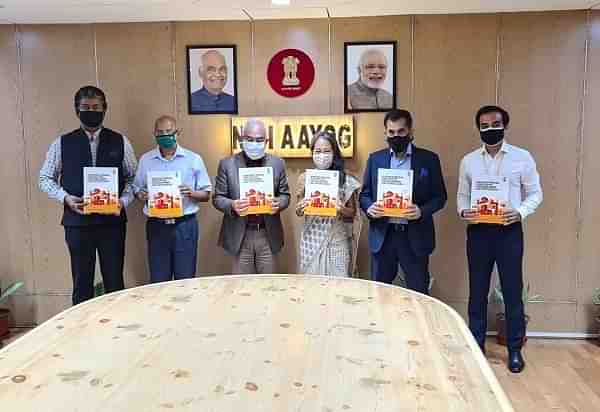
[
  {"xmin": 516, "ymin": 206, "xmax": 528, "ymax": 221},
  {"xmin": 58, "ymin": 189, "xmax": 69, "ymax": 204}
]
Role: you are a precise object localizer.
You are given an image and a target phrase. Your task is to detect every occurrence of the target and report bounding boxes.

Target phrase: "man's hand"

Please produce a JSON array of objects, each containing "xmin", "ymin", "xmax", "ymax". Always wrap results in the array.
[
  {"xmin": 65, "ymin": 195, "xmax": 84, "ymax": 215},
  {"xmin": 367, "ymin": 202, "xmax": 385, "ymax": 219},
  {"xmin": 461, "ymin": 208, "xmax": 479, "ymax": 222},
  {"xmin": 404, "ymin": 204, "xmax": 422, "ymax": 221},
  {"xmin": 137, "ymin": 189, "xmax": 148, "ymax": 201},
  {"xmin": 503, "ymin": 208, "xmax": 522, "ymax": 225},
  {"xmin": 179, "ymin": 185, "xmax": 193, "ymax": 197},
  {"xmin": 270, "ymin": 198, "xmax": 281, "ymax": 215},
  {"xmin": 232, "ymin": 199, "xmax": 249, "ymax": 216}
]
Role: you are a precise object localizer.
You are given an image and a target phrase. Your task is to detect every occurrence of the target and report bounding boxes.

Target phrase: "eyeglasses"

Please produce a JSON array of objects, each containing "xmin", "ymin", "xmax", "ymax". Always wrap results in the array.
[{"xmin": 242, "ymin": 136, "xmax": 266, "ymax": 143}]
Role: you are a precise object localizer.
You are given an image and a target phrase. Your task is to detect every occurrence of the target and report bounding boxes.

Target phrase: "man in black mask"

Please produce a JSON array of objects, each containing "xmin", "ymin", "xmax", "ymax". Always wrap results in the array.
[
  {"xmin": 457, "ymin": 105, "xmax": 542, "ymax": 373},
  {"xmin": 360, "ymin": 109, "xmax": 447, "ymax": 294},
  {"xmin": 39, "ymin": 86, "xmax": 137, "ymax": 305}
]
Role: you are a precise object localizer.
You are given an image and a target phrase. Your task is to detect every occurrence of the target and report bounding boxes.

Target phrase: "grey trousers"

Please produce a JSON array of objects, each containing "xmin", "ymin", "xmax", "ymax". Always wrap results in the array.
[{"xmin": 233, "ymin": 228, "xmax": 275, "ymax": 275}]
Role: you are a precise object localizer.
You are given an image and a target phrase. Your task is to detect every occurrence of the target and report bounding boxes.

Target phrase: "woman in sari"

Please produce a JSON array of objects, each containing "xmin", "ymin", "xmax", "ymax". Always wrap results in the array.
[{"xmin": 295, "ymin": 131, "xmax": 362, "ymax": 277}]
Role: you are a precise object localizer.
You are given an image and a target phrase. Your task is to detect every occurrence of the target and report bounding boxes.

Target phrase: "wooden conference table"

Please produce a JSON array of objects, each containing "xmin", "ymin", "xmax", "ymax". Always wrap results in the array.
[{"xmin": 0, "ymin": 275, "xmax": 513, "ymax": 411}]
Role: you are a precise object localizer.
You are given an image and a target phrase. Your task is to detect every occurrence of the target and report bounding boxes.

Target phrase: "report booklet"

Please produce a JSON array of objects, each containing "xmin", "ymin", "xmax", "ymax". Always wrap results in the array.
[
  {"xmin": 470, "ymin": 174, "xmax": 509, "ymax": 224},
  {"xmin": 376, "ymin": 168, "xmax": 414, "ymax": 218},
  {"xmin": 239, "ymin": 167, "xmax": 274, "ymax": 215},
  {"xmin": 83, "ymin": 167, "xmax": 119, "ymax": 215},
  {"xmin": 304, "ymin": 169, "xmax": 339, "ymax": 217},
  {"xmin": 147, "ymin": 171, "xmax": 184, "ymax": 219}
]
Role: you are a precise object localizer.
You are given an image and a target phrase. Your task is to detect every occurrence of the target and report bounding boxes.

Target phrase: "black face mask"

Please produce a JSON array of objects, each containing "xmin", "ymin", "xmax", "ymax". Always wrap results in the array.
[
  {"xmin": 480, "ymin": 128, "xmax": 504, "ymax": 146},
  {"xmin": 387, "ymin": 135, "xmax": 412, "ymax": 154},
  {"xmin": 78, "ymin": 110, "xmax": 105, "ymax": 129}
]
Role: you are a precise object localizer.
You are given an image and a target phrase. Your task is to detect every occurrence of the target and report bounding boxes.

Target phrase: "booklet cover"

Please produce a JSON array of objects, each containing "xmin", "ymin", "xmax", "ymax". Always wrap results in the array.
[
  {"xmin": 239, "ymin": 167, "xmax": 274, "ymax": 215},
  {"xmin": 83, "ymin": 167, "xmax": 119, "ymax": 215},
  {"xmin": 376, "ymin": 168, "xmax": 414, "ymax": 218},
  {"xmin": 471, "ymin": 175, "xmax": 509, "ymax": 224},
  {"xmin": 147, "ymin": 171, "xmax": 184, "ymax": 219},
  {"xmin": 304, "ymin": 169, "xmax": 339, "ymax": 217}
]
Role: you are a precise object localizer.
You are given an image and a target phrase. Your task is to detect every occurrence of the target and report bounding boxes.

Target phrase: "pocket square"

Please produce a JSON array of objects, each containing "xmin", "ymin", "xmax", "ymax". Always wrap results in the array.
[{"xmin": 419, "ymin": 168, "xmax": 428, "ymax": 178}]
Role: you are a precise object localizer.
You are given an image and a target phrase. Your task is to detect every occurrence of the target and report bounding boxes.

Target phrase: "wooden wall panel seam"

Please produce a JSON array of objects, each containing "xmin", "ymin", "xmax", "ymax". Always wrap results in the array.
[
  {"xmin": 409, "ymin": 15, "xmax": 415, "ymax": 109},
  {"xmin": 574, "ymin": 11, "xmax": 591, "ymax": 297},
  {"xmin": 93, "ymin": 24, "xmax": 99, "ymax": 87},
  {"xmin": 14, "ymin": 24, "xmax": 36, "ymax": 293},
  {"xmin": 327, "ymin": 10, "xmax": 332, "ymax": 115},
  {"xmin": 495, "ymin": 15, "xmax": 502, "ymax": 104},
  {"xmin": 170, "ymin": 21, "xmax": 177, "ymax": 116}
]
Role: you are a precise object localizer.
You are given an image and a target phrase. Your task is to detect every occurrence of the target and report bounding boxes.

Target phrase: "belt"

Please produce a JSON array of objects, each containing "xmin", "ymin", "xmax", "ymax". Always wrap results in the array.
[
  {"xmin": 246, "ymin": 222, "xmax": 266, "ymax": 231},
  {"xmin": 390, "ymin": 223, "xmax": 407, "ymax": 232},
  {"xmin": 148, "ymin": 214, "xmax": 196, "ymax": 225}
]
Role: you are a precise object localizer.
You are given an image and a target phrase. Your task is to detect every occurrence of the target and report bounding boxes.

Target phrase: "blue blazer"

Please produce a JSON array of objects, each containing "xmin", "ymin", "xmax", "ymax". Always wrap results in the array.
[{"xmin": 359, "ymin": 146, "xmax": 447, "ymax": 256}]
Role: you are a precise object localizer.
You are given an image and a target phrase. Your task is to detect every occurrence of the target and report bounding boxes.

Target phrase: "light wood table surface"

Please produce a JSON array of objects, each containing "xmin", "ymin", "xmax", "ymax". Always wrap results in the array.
[{"xmin": 0, "ymin": 275, "xmax": 514, "ymax": 411}]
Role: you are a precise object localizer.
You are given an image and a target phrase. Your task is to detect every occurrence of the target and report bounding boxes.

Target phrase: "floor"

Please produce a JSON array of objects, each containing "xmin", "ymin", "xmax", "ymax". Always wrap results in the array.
[{"xmin": 2, "ymin": 329, "xmax": 599, "ymax": 411}]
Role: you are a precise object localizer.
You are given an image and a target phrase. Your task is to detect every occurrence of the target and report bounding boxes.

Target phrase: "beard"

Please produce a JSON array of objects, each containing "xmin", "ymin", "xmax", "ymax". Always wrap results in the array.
[{"xmin": 362, "ymin": 74, "xmax": 385, "ymax": 89}]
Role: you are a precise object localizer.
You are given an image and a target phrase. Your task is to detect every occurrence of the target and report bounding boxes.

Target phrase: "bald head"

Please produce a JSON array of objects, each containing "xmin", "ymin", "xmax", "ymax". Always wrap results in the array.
[
  {"xmin": 358, "ymin": 49, "xmax": 388, "ymax": 90},
  {"xmin": 154, "ymin": 115, "xmax": 177, "ymax": 136},
  {"xmin": 200, "ymin": 50, "xmax": 228, "ymax": 95},
  {"xmin": 243, "ymin": 118, "xmax": 266, "ymax": 139}
]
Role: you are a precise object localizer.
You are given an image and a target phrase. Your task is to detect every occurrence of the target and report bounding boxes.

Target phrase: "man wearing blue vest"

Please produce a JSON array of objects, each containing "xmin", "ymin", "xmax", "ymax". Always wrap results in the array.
[{"xmin": 39, "ymin": 86, "xmax": 137, "ymax": 305}]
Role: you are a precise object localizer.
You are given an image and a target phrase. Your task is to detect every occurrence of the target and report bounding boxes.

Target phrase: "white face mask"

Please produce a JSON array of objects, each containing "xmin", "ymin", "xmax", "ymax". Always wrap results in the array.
[
  {"xmin": 243, "ymin": 141, "xmax": 266, "ymax": 160},
  {"xmin": 313, "ymin": 152, "xmax": 334, "ymax": 170}
]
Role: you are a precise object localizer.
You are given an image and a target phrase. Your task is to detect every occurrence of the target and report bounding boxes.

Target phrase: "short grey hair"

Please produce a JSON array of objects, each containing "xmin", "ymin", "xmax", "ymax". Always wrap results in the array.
[
  {"xmin": 199, "ymin": 50, "xmax": 226, "ymax": 73},
  {"xmin": 358, "ymin": 48, "xmax": 387, "ymax": 70},
  {"xmin": 243, "ymin": 118, "xmax": 266, "ymax": 136}
]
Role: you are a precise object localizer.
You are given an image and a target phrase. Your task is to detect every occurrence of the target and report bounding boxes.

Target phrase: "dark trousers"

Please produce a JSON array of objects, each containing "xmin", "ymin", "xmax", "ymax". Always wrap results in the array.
[
  {"xmin": 467, "ymin": 222, "xmax": 525, "ymax": 352},
  {"xmin": 64, "ymin": 224, "xmax": 126, "ymax": 306},
  {"xmin": 371, "ymin": 225, "xmax": 430, "ymax": 294},
  {"xmin": 146, "ymin": 215, "xmax": 198, "ymax": 283}
]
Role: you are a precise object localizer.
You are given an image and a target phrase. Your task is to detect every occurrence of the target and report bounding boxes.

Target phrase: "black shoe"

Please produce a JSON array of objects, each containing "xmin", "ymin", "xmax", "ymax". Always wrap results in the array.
[{"xmin": 508, "ymin": 350, "xmax": 525, "ymax": 373}]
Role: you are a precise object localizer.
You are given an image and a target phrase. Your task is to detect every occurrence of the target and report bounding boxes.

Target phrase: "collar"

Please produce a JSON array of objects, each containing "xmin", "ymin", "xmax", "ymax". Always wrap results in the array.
[
  {"xmin": 480, "ymin": 140, "xmax": 510, "ymax": 156},
  {"xmin": 83, "ymin": 127, "xmax": 103, "ymax": 142},
  {"xmin": 390, "ymin": 142, "xmax": 413, "ymax": 158},
  {"xmin": 151, "ymin": 144, "xmax": 186, "ymax": 160}
]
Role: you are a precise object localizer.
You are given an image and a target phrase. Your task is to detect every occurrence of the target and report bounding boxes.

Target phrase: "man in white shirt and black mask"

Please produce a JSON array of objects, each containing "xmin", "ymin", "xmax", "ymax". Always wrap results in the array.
[{"xmin": 457, "ymin": 105, "xmax": 543, "ymax": 374}]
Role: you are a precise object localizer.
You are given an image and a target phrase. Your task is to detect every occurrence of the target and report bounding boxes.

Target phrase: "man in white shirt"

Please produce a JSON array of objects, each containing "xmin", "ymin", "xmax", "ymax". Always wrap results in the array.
[
  {"xmin": 134, "ymin": 115, "xmax": 212, "ymax": 283},
  {"xmin": 457, "ymin": 105, "xmax": 543, "ymax": 373}
]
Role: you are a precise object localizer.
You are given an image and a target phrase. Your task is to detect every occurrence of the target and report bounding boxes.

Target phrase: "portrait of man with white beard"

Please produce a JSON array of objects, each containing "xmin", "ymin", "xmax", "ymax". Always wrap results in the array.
[{"xmin": 345, "ymin": 42, "xmax": 396, "ymax": 112}]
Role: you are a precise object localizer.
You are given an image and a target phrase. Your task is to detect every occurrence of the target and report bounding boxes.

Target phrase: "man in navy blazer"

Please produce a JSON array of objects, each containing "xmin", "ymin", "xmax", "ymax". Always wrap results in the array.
[{"xmin": 360, "ymin": 109, "xmax": 447, "ymax": 294}]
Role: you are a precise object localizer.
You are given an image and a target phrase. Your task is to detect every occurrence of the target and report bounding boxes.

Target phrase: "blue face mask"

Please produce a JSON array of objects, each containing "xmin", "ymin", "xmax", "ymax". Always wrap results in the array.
[{"xmin": 243, "ymin": 141, "xmax": 266, "ymax": 160}]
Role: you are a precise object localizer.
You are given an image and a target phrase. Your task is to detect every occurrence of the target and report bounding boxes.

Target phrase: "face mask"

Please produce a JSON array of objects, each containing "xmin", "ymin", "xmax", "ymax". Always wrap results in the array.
[
  {"xmin": 313, "ymin": 152, "xmax": 334, "ymax": 170},
  {"xmin": 387, "ymin": 135, "xmax": 412, "ymax": 154},
  {"xmin": 79, "ymin": 110, "xmax": 104, "ymax": 129},
  {"xmin": 243, "ymin": 141, "xmax": 266, "ymax": 160},
  {"xmin": 156, "ymin": 133, "xmax": 177, "ymax": 149},
  {"xmin": 480, "ymin": 127, "xmax": 504, "ymax": 146}
]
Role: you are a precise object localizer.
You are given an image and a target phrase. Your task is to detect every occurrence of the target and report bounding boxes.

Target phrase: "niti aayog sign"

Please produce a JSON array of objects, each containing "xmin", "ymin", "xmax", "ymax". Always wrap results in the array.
[{"xmin": 231, "ymin": 115, "xmax": 354, "ymax": 158}]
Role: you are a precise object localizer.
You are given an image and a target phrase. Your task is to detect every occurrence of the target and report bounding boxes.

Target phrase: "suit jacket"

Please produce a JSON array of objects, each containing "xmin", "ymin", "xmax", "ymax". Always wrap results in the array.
[
  {"xmin": 213, "ymin": 153, "xmax": 290, "ymax": 256},
  {"xmin": 359, "ymin": 146, "xmax": 447, "ymax": 256}
]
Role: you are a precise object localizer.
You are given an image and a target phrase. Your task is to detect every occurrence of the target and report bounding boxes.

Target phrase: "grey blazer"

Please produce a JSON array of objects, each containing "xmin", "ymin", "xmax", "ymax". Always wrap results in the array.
[{"xmin": 212, "ymin": 153, "xmax": 290, "ymax": 256}]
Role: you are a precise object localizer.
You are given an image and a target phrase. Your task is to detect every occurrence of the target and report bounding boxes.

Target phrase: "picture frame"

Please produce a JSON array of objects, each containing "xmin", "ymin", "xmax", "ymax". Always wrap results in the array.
[
  {"xmin": 344, "ymin": 41, "xmax": 397, "ymax": 113},
  {"xmin": 186, "ymin": 45, "xmax": 238, "ymax": 115}
]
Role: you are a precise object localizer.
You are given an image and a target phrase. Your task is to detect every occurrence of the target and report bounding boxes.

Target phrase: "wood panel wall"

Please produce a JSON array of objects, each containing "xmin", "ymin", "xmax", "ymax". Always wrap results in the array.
[{"xmin": 0, "ymin": 10, "xmax": 598, "ymax": 333}]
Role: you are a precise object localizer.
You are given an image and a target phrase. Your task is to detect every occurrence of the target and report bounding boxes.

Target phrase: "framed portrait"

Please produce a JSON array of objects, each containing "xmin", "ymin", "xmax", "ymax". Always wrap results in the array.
[
  {"xmin": 344, "ymin": 41, "xmax": 397, "ymax": 113},
  {"xmin": 186, "ymin": 45, "xmax": 238, "ymax": 115}
]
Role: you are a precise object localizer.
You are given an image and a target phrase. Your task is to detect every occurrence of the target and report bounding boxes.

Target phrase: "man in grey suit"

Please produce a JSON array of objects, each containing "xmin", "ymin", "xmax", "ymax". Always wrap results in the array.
[{"xmin": 213, "ymin": 118, "xmax": 290, "ymax": 274}]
